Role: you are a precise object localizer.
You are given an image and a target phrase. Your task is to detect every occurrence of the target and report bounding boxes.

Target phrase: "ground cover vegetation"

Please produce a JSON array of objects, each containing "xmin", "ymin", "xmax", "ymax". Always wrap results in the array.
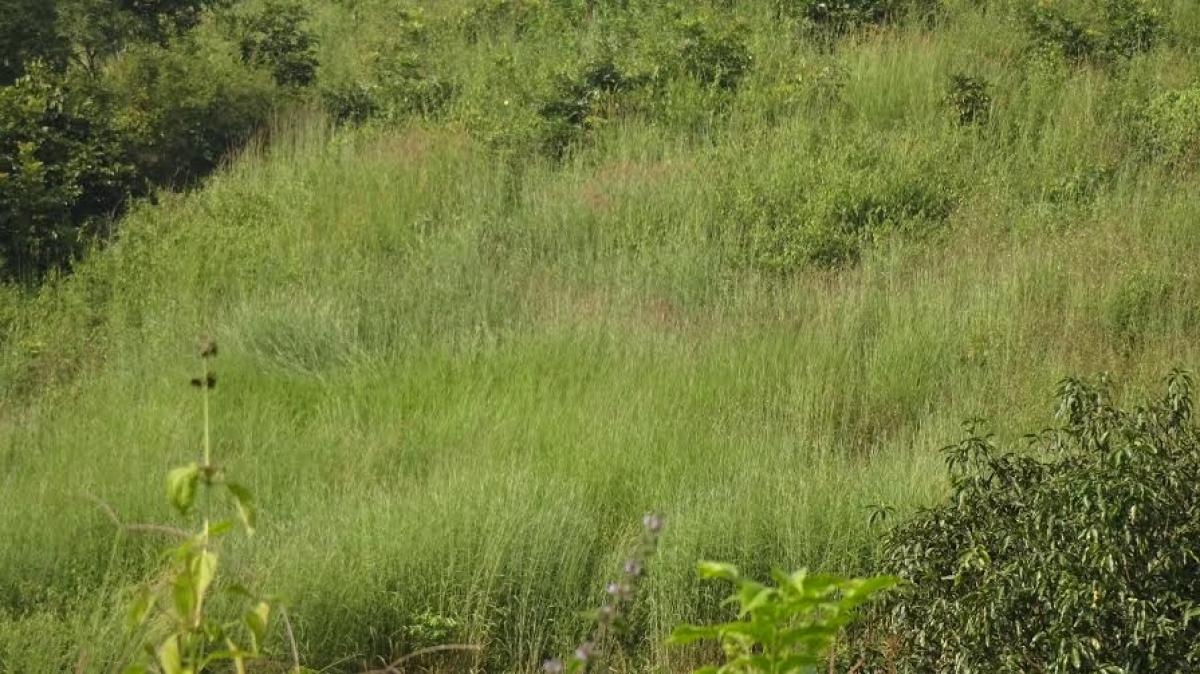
[{"xmin": 2, "ymin": 0, "xmax": 1200, "ymax": 671}]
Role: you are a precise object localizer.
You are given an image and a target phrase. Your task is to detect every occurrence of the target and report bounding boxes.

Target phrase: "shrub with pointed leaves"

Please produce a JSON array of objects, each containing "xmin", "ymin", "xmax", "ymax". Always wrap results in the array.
[{"xmin": 871, "ymin": 370, "xmax": 1200, "ymax": 672}]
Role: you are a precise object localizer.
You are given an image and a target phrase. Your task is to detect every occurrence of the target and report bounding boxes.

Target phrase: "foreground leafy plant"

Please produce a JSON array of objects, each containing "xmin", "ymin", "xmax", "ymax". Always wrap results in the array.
[
  {"xmin": 873, "ymin": 370, "xmax": 1200, "ymax": 672},
  {"xmin": 669, "ymin": 562, "xmax": 897, "ymax": 674},
  {"xmin": 118, "ymin": 340, "xmax": 298, "ymax": 674}
]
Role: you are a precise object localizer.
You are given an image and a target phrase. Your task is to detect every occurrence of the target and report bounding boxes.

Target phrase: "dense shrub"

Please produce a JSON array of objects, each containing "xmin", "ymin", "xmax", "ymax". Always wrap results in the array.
[
  {"xmin": 0, "ymin": 63, "xmax": 138, "ymax": 282},
  {"xmin": 107, "ymin": 43, "xmax": 276, "ymax": 187},
  {"xmin": 945, "ymin": 74, "xmax": 991, "ymax": 126},
  {"xmin": 832, "ymin": 179, "xmax": 955, "ymax": 237},
  {"xmin": 56, "ymin": 0, "xmax": 226, "ymax": 70},
  {"xmin": 778, "ymin": 0, "xmax": 941, "ymax": 36},
  {"xmin": 1023, "ymin": 0, "xmax": 1163, "ymax": 63},
  {"xmin": 1135, "ymin": 85, "xmax": 1200, "ymax": 168},
  {"xmin": 872, "ymin": 371, "xmax": 1200, "ymax": 672},
  {"xmin": 320, "ymin": 9, "xmax": 452, "ymax": 126},
  {"xmin": 539, "ymin": 58, "xmax": 641, "ymax": 155},
  {"xmin": 232, "ymin": 0, "xmax": 319, "ymax": 87},
  {"xmin": 671, "ymin": 16, "xmax": 753, "ymax": 91}
]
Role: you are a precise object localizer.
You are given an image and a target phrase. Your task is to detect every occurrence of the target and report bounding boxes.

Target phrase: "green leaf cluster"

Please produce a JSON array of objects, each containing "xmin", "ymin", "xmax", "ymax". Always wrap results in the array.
[{"xmin": 669, "ymin": 562, "xmax": 898, "ymax": 674}]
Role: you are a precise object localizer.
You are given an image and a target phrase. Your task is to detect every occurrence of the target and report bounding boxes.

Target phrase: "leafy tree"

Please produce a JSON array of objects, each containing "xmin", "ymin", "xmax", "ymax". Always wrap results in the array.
[
  {"xmin": 56, "ymin": 0, "xmax": 227, "ymax": 73},
  {"xmin": 107, "ymin": 42, "xmax": 276, "ymax": 186},
  {"xmin": 0, "ymin": 0, "xmax": 69, "ymax": 84},
  {"xmin": 233, "ymin": 0, "xmax": 319, "ymax": 87},
  {"xmin": 0, "ymin": 62, "xmax": 137, "ymax": 281}
]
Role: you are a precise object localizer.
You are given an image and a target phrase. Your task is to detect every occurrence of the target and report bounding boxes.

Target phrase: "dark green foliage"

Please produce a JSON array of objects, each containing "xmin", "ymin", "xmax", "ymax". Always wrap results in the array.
[
  {"xmin": 539, "ymin": 58, "xmax": 641, "ymax": 155},
  {"xmin": 0, "ymin": 0, "xmax": 69, "ymax": 84},
  {"xmin": 371, "ymin": 50, "xmax": 455, "ymax": 120},
  {"xmin": 0, "ymin": 63, "xmax": 138, "ymax": 282},
  {"xmin": 779, "ymin": 0, "xmax": 941, "ymax": 36},
  {"xmin": 320, "ymin": 9, "xmax": 451, "ymax": 126},
  {"xmin": 832, "ymin": 179, "xmax": 955, "ymax": 237},
  {"xmin": 672, "ymin": 16, "xmax": 752, "ymax": 91},
  {"xmin": 107, "ymin": 44, "xmax": 275, "ymax": 186},
  {"xmin": 57, "ymin": 0, "xmax": 226, "ymax": 71},
  {"xmin": 321, "ymin": 81, "xmax": 378, "ymax": 125},
  {"xmin": 233, "ymin": 0, "xmax": 319, "ymax": 87},
  {"xmin": 1023, "ymin": 0, "xmax": 1163, "ymax": 63},
  {"xmin": 945, "ymin": 74, "xmax": 991, "ymax": 126},
  {"xmin": 874, "ymin": 371, "xmax": 1200, "ymax": 672}
]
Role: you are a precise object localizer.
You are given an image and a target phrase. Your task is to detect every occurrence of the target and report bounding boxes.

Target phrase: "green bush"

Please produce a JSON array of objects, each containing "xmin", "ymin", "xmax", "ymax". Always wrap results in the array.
[
  {"xmin": 778, "ymin": 0, "xmax": 941, "ymax": 36},
  {"xmin": 1023, "ymin": 0, "xmax": 1163, "ymax": 63},
  {"xmin": 0, "ymin": 63, "xmax": 138, "ymax": 282},
  {"xmin": 872, "ymin": 371, "xmax": 1200, "ymax": 672},
  {"xmin": 107, "ymin": 43, "xmax": 276, "ymax": 186},
  {"xmin": 671, "ymin": 16, "xmax": 753, "ymax": 91},
  {"xmin": 233, "ymin": 0, "xmax": 320, "ymax": 87},
  {"xmin": 945, "ymin": 73, "xmax": 991, "ymax": 126},
  {"xmin": 538, "ymin": 58, "xmax": 642, "ymax": 155},
  {"xmin": 1135, "ymin": 85, "xmax": 1200, "ymax": 168},
  {"xmin": 56, "ymin": 0, "xmax": 225, "ymax": 70}
]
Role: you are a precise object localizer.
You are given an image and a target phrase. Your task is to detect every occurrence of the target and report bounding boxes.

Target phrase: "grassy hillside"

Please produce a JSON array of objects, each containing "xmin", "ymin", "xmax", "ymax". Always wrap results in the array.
[{"xmin": 2, "ymin": 0, "xmax": 1200, "ymax": 670}]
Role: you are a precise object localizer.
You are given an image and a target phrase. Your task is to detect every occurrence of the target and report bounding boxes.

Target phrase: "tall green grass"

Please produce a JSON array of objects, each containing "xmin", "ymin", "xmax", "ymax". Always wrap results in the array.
[{"xmin": 3, "ymin": 0, "xmax": 1200, "ymax": 670}]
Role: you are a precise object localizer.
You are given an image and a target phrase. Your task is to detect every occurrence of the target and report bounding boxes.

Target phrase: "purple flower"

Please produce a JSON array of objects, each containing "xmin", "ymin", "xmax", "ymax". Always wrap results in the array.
[{"xmin": 543, "ymin": 659, "xmax": 565, "ymax": 673}]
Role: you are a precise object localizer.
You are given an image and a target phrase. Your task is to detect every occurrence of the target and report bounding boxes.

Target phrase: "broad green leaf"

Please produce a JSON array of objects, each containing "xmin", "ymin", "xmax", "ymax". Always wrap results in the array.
[
  {"xmin": 194, "ymin": 550, "xmax": 218, "ymax": 604},
  {"xmin": 157, "ymin": 635, "xmax": 183, "ymax": 674},
  {"xmin": 126, "ymin": 586, "xmax": 154, "ymax": 631},
  {"xmin": 697, "ymin": 561, "xmax": 739, "ymax": 580},
  {"xmin": 735, "ymin": 581, "xmax": 772, "ymax": 616},
  {"xmin": 172, "ymin": 571, "xmax": 196, "ymax": 622},
  {"xmin": 166, "ymin": 464, "xmax": 200, "ymax": 515},
  {"xmin": 226, "ymin": 482, "xmax": 256, "ymax": 535},
  {"xmin": 244, "ymin": 601, "xmax": 270, "ymax": 651}
]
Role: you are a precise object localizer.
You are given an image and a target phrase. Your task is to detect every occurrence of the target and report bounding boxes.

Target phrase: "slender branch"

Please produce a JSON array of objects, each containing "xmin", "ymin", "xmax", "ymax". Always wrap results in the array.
[
  {"xmin": 85, "ymin": 495, "xmax": 190, "ymax": 540},
  {"xmin": 363, "ymin": 644, "xmax": 483, "ymax": 674}
]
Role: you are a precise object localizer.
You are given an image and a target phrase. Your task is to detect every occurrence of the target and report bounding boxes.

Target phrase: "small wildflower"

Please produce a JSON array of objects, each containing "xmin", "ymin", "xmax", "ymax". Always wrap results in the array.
[
  {"xmin": 574, "ymin": 643, "xmax": 592, "ymax": 662},
  {"xmin": 542, "ymin": 659, "xmax": 565, "ymax": 673},
  {"xmin": 642, "ymin": 512, "xmax": 663, "ymax": 534},
  {"xmin": 623, "ymin": 560, "xmax": 642, "ymax": 577}
]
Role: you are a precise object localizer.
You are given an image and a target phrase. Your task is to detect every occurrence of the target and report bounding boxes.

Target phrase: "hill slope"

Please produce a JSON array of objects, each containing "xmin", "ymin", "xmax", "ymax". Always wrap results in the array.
[{"xmin": 2, "ymin": 0, "xmax": 1200, "ymax": 670}]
